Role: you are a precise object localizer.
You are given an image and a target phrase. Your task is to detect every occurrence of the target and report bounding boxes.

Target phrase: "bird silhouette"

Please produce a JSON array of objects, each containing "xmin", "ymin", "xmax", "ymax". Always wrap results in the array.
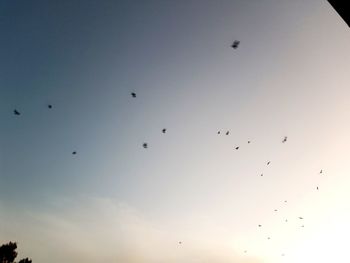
[
  {"xmin": 226, "ymin": 131, "xmax": 230, "ymax": 135},
  {"xmin": 72, "ymin": 151, "xmax": 77, "ymax": 155},
  {"xmin": 131, "ymin": 92, "xmax": 136, "ymax": 98},
  {"xmin": 162, "ymin": 128, "xmax": 166, "ymax": 134},
  {"xmin": 274, "ymin": 209, "xmax": 278, "ymax": 212},
  {"xmin": 179, "ymin": 241, "xmax": 182, "ymax": 244},
  {"xmin": 258, "ymin": 224, "xmax": 262, "ymax": 227},
  {"xmin": 14, "ymin": 109, "xmax": 20, "ymax": 115},
  {"xmin": 260, "ymin": 173, "xmax": 263, "ymax": 177},
  {"xmin": 317, "ymin": 186, "xmax": 319, "ymax": 190},
  {"xmin": 48, "ymin": 104, "xmax": 52, "ymax": 109},
  {"xmin": 320, "ymin": 169, "xmax": 323, "ymax": 174},
  {"xmin": 217, "ymin": 131, "xmax": 221, "ymax": 134},
  {"xmin": 231, "ymin": 40, "xmax": 240, "ymax": 49},
  {"xmin": 282, "ymin": 136, "xmax": 288, "ymax": 143},
  {"xmin": 298, "ymin": 217, "xmax": 303, "ymax": 220},
  {"xmin": 247, "ymin": 140, "xmax": 251, "ymax": 144},
  {"xmin": 267, "ymin": 161, "xmax": 270, "ymax": 165},
  {"xmin": 235, "ymin": 146, "xmax": 239, "ymax": 150},
  {"xmin": 143, "ymin": 143, "xmax": 148, "ymax": 149}
]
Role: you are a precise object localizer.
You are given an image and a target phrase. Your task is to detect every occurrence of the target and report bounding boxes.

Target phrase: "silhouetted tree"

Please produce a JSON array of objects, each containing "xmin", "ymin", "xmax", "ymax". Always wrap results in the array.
[
  {"xmin": 0, "ymin": 242, "xmax": 17, "ymax": 263},
  {"xmin": 0, "ymin": 242, "xmax": 32, "ymax": 263}
]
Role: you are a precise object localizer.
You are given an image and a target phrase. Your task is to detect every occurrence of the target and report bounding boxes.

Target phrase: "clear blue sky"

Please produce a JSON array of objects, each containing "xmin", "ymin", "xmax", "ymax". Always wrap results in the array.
[{"xmin": 1, "ymin": 1, "xmax": 350, "ymax": 262}]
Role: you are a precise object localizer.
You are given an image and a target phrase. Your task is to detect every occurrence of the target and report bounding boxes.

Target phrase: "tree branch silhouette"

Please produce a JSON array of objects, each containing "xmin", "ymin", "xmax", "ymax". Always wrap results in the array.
[{"xmin": 0, "ymin": 242, "xmax": 32, "ymax": 263}]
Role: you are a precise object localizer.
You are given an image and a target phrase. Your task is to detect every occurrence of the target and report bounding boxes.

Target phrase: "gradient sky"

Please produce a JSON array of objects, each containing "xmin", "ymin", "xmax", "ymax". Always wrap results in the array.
[{"xmin": 1, "ymin": 1, "xmax": 350, "ymax": 262}]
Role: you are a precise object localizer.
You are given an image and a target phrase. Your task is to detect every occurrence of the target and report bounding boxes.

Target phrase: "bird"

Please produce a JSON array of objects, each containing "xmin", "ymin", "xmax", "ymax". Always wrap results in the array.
[
  {"xmin": 274, "ymin": 209, "xmax": 278, "ymax": 212},
  {"xmin": 301, "ymin": 225, "xmax": 305, "ymax": 228},
  {"xmin": 231, "ymin": 40, "xmax": 240, "ymax": 49},
  {"xmin": 258, "ymin": 224, "xmax": 262, "ymax": 227},
  {"xmin": 226, "ymin": 131, "xmax": 230, "ymax": 135},
  {"xmin": 316, "ymin": 186, "xmax": 319, "ymax": 190},
  {"xmin": 48, "ymin": 104, "xmax": 52, "ymax": 109},
  {"xmin": 285, "ymin": 219, "xmax": 288, "ymax": 222},
  {"xmin": 282, "ymin": 136, "xmax": 288, "ymax": 143},
  {"xmin": 179, "ymin": 241, "xmax": 182, "ymax": 244},
  {"xmin": 267, "ymin": 237, "xmax": 271, "ymax": 240},
  {"xmin": 247, "ymin": 140, "xmax": 251, "ymax": 144},
  {"xmin": 72, "ymin": 151, "xmax": 77, "ymax": 155},
  {"xmin": 162, "ymin": 128, "xmax": 166, "ymax": 134},
  {"xmin": 320, "ymin": 169, "xmax": 323, "ymax": 174},
  {"xmin": 267, "ymin": 161, "xmax": 270, "ymax": 165},
  {"xmin": 244, "ymin": 250, "xmax": 247, "ymax": 253},
  {"xmin": 298, "ymin": 217, "xmax": 303, "ymax": 220},
  {"xmin": 131, "ymin": 92, "xmax": 136, "ymax": 98},
  {"xmin": 260, "ymin": 173, "xmax": 263, "ymax": 177},
  {"xmin": 143, "ymin": 143, "xmax": 148, "ymax": 149},
  {"xmin": 13, "ymin": 109, "xmax": 20, "ymax": 115},
  {"xmin": 217, "ymin": 131, "xmax": 221, "ymax": 134},
  {"xmin": 284, "ymin": 200, "xmax": 287, "ymax": 203},
  {"xmin": 235, "ymin": 146, "xmax": 239, "ymax": 150}
]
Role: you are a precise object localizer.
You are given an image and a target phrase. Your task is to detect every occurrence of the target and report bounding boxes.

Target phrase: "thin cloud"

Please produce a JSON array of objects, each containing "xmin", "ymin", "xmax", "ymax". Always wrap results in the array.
[{"xmin": 0, "ymin": 197, "xmax": 262, "ymax": 263}]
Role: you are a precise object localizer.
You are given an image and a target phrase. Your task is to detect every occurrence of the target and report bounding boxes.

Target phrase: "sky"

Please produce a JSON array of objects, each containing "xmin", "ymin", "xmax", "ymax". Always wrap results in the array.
[{"xmin": 0, "ymin": 0, "xmax": 350, "ymax": 262}]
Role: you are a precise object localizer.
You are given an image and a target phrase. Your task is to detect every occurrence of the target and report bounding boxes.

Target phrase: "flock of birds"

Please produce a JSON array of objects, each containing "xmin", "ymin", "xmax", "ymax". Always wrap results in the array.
[
  {"xmin": 12, "ymin": 40, "xmax": 324, "ymax": 259},
  {"xmin": 128, "ymin": 39, "xmax": 323, "ymax": 256}
]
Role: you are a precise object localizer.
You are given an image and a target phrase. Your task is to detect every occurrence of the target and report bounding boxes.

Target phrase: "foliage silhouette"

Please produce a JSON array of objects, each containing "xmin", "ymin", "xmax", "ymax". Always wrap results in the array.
[{"xmin": 0, "ymin": 242, "xmax": 32, "ymax": 263}]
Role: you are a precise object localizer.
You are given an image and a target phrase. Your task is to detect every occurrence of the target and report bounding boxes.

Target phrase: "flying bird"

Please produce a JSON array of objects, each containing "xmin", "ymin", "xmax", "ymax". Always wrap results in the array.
[
  {"xmin": 317, "ymin": 186, "xmax": 319, "ymax": 190},
  {"xmin": 162, "ymin": 128, "xmax": 166, "ymax": 134},
  {"xmin": 260, "ymin": 173, "xmax": 263, "ymax": 177},
  {"xmin": 258, "ymin": 224, "xmax": 262, "ymax": 227},
  {"xmin": 217, "ymin": 131, "xmax": 221, "ymax": 134},
  {"xmin": 226, "ymin": 131, "xmax": 230, "ymax": 135},
  {"xmin": 179, "ymin": 241, "xmax": 182, "ymax": 244},
  {"xmin": 72, "ymin": 151, "xmax": 77, "ymax": 155},
  {"xmin": 13, "ymin": 109, "xmax": 20, "ymax": 115},
  {"xmin": 247, "ymin": 140, "xmax": 251, "ymax": 144},
  {"xmin": 235, "ymin": 146, "xmax": 239, "ymax": 150},
  {"xmin": 282, "ymin": 136, "xmax": 288, "ymax": 143},
  {"xmin": 267, "ymin": 161, "xmax": 270, "ymax": 165},
  {"xmin": 274, "ymin": 209, "xmax": 278, "ymax": 212},
  {"xmin": 298, "ymin": 217, "xmax": 303, "ymax": 220},
  {"xmin": 143, "ymin": 143, "xmax": 148, "ymax": 149},
  {"xmin": 48, "ymin": 104, "xmax": 52, "ymax": 109},
  {"xmin": 231, "ymin": 40, "xmax": 240, "ymax": 49},
  {"xmin": 320, "ymin": 169, "xmax": 323, "ymax": 174},
  {"xmin": 131, "ymin": 92, "xmax": 136, "ymax": 98}
]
